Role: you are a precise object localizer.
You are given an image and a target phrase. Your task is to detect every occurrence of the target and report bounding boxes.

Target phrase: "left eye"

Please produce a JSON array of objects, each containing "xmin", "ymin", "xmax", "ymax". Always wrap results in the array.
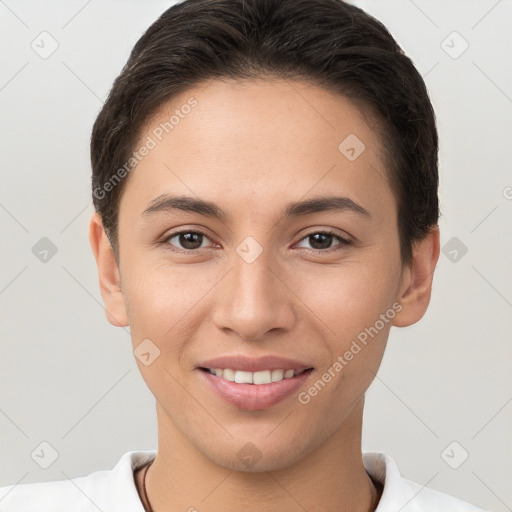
[{"xmin": 296, "ymin": 231, "xmax": 350, "ymax": 251}]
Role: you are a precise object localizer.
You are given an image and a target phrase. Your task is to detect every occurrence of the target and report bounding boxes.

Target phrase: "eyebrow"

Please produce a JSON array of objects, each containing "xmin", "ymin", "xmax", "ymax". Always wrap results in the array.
[{"xmin": 142, "ymin": 194, "xmax": 370, "ymax": 222}]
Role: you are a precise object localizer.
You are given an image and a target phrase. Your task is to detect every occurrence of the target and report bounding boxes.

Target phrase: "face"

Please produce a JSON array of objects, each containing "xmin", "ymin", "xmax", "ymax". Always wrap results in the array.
[{"xmin": 99, "ymin": 78, "xmax": 418, "ymax": 471}]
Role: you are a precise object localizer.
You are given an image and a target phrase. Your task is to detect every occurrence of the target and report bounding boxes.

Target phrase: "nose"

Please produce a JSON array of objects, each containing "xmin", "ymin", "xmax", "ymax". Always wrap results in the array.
[{"xmin": 212, "ymin": 243, "xmax": 296, "ymax": 341}]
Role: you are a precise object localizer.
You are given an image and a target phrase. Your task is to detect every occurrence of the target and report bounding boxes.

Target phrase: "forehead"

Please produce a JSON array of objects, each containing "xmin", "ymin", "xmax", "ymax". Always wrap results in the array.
[{"xmin": 121, "ymin": 78, "xmax": 394, "ymax": 220}]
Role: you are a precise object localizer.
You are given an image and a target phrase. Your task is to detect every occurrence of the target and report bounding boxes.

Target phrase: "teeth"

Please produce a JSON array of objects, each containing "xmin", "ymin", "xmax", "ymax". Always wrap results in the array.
[
  {"xmin": 254, "ymin": 370, "xmax": 272, "ymax": 385},
  {"xmin": 271, "ymin": 369, "xmax": 284, "ymax": 382},
  {"xmin": 223, "ymin": 368, "xmax": 235, "ymax": 381},
  {"xmin": 208, "ymin": 368, "xmax": 302, "ymax": 384},
  {"xmin": 234, "ymin": 370, "xmax": 253, "ymax": 384}
]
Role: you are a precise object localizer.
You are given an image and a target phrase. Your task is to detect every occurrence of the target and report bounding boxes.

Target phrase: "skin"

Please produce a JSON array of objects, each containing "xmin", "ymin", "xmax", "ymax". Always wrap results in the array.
[{"xmin": 89, "ymin": 77, "xmax": 440, "ymax": 512}]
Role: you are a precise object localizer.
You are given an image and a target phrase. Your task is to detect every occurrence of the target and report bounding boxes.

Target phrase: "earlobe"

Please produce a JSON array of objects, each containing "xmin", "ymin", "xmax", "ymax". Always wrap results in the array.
[
  {"xmin": 88, "ymin": 213, "xmax": 129, "ymax": 327},
  {"xmin": 392, "ymin": 226, "xmax": 440, "ymax": 328}
]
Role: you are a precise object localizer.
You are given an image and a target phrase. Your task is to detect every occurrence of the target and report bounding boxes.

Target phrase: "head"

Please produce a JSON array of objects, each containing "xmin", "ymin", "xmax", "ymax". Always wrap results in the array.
[{"xmin": 89, "ymin": 0, "xmax": 440, "ymax": 472}]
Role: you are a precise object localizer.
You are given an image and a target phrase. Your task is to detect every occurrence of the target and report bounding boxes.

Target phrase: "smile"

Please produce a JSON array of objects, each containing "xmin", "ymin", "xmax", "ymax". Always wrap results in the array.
[
  {"xmin": 201, "ymin": 367, "xmax": 311, "ymax": 384},
  {"xmin": 198, "ymin": 367, "xmax": 314, "ymax": 410}
]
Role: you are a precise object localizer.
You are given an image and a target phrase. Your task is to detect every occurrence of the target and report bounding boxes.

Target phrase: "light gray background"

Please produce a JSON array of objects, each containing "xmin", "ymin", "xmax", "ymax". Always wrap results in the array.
[{"xmin": 0, "ymin": 1, "xmax": 511, "ymax": 510}]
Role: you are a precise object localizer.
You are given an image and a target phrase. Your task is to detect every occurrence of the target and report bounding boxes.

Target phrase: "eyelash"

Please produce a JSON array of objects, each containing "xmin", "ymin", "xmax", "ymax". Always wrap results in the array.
[{"xmin": 160, "ymin": 229, "xmax": 352, "ymax": 254}]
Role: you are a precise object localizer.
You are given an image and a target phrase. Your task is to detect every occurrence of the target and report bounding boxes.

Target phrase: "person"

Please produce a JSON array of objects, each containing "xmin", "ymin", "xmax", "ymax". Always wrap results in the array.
[{"xmin": 0, "ymin": 0, "xmax": 490, "ymax": 510}]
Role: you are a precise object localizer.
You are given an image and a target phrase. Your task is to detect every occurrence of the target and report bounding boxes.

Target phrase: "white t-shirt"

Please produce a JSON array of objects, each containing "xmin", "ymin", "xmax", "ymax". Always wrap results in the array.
[{"xmin": 0, "ymin": 450, "xmax": 488, "ymax": 511}]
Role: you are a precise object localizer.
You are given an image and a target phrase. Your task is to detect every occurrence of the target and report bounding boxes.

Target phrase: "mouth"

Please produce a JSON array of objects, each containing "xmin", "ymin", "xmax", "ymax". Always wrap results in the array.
[
  {"xmin": 196, "ymin": 354, "xmax": 315, "ymax": 410},
  {"xmin": 199, "ymin": 367, "xmax": 313, "ymax": 384},
  {"xmin": 196, "ymin": 355, "xmax": 314, "ymax": 410}
]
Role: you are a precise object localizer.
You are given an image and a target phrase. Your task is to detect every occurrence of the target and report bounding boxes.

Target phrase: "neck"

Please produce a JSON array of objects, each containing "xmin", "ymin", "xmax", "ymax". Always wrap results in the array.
[{"xmin": 141, "ymin": 398, "xmax": 381, "ymax": 512}]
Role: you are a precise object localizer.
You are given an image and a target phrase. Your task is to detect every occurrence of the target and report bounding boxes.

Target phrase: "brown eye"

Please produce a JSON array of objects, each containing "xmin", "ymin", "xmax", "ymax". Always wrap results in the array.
[
  {"xmin": 164, "ymin": 231, "xmax": 212, "ymax": 251},
  {"xmin": 308, "ymin": 232, "xmax": 335, "ymax": 250},
  {"xmin": 296, "ymin": 230, "xmax": 351, "ymax": 252}
]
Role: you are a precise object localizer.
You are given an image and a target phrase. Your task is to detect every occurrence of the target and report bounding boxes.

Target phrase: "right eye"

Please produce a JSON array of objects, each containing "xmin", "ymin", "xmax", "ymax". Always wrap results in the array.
[{"xmin": 162, "ymin": 230, "xmax": 215, "ymax": 252}]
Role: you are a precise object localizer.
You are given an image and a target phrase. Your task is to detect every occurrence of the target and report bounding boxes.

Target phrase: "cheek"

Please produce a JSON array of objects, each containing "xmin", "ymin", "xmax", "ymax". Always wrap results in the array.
[
  {"xmin": 122, "ymin": 263, "xmax": 213, "ymax": 392},
  {"xmin": 121, "ymin": 258, "xmax": 221, "ymax": 343},
  {"xmin": 294, "ymin": 259, "xmax": 400, "ymax": 337},
  {"xmin": 296, "ymin": 268, "xmax": 395, "ymax": 417}
]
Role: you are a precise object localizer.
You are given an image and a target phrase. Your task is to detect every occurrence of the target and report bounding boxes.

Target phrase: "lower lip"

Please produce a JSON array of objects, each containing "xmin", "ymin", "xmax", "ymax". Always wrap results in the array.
[{"xmin": 198, "ymin": 369, "xmax": 313, "ymax": 411}]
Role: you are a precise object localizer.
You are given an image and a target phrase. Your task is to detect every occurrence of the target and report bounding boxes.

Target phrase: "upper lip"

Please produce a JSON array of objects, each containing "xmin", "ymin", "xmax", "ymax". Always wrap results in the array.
[{"xmin": 198, "ymin": 354, "xmax": 313, "ymax": 373}]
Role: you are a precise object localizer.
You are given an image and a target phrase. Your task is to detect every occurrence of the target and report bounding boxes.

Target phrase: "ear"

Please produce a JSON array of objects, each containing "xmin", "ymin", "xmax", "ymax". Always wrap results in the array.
[
  {"xmin": 88, "ymin": 213, "xmax": 129, "ymax": 327},
  {"xmin": 392, "ymin": 226, "xmax": 440, "ymax": 327}
]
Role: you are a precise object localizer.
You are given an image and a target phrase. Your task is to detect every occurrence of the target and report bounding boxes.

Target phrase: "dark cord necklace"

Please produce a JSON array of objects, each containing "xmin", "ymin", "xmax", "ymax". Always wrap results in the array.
[{"xmin": 140, "ymin": 460, "xmax": 155, "ymax": 512}]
